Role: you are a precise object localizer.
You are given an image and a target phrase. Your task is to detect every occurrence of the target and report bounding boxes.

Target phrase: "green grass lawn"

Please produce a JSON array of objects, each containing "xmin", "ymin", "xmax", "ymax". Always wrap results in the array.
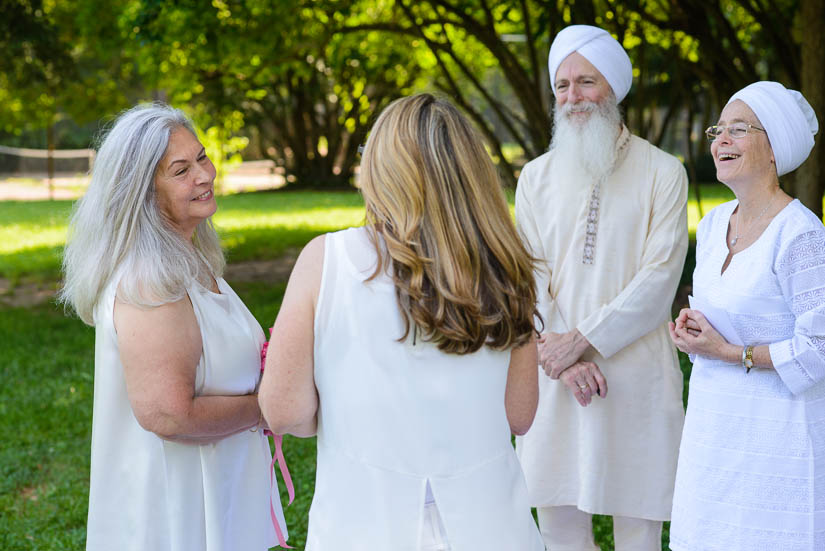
[
  {"xmin": 0, "ymin": 186, "xmax": 723, "ymax": 549},
  {"xmin": 0, "ymin": 190, "xmax": 367, "ymax": 284}
]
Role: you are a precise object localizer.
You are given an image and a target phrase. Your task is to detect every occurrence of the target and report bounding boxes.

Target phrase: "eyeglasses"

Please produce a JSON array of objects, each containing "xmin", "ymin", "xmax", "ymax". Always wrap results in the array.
[{"xmin": 705, "ymin": 123, "xmax": 766, "ymax": 142}]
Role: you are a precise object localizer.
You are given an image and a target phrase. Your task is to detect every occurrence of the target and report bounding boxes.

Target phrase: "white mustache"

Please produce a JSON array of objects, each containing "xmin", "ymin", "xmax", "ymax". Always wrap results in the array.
[{"xmin": 561, "ymin": 101, "xmax": 598, "ymax": 115}]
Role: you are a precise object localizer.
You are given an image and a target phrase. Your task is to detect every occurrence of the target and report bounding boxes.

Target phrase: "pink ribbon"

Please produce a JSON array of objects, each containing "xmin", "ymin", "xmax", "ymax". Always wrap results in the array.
[
  {"xmin": 267, "ymin": 432, "xmax": 294, "ymax": 548},
  {"xmin": 261, "ymin": 327, "xmax": 294, "ymax": 548}
]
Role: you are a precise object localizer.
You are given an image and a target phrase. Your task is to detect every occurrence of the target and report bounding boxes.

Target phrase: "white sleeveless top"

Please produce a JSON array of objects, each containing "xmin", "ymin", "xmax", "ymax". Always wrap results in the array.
[
  {"xmin": 85, "ymin": 275, "xmax": 285, "ymax": 551},
  {"xmin": 307, "ymin": 227, "xmax": 543, "ymax": 551}
]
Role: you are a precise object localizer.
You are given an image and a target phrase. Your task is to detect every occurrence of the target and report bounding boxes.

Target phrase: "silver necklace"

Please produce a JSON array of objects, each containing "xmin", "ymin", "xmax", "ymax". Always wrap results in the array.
[{"xmin": 730, "ymin": 194, "xmax": 776, "ymax": 247}]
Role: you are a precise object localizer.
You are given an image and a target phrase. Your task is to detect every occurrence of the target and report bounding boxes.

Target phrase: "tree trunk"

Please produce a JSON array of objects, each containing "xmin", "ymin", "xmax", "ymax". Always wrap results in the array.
[{"xmin": 796, "ymin": 0, "xmax": 825, "ymax": 219}]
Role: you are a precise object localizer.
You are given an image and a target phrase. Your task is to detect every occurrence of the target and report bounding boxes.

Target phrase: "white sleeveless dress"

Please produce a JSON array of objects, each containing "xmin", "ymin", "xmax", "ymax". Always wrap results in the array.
[
  {"xmin": 307, "ymin": 227, "xmax": 544, "ymax": 551},
  {"xmin": 85, "ymin": 275, "xmax": 285, "ymax": 551}
]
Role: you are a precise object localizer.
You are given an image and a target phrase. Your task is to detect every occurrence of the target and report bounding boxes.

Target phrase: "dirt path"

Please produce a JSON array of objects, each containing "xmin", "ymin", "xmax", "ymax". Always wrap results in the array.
[{"xmin": 0, "ymin": 253, "xmax": 298, "ymax": 308}]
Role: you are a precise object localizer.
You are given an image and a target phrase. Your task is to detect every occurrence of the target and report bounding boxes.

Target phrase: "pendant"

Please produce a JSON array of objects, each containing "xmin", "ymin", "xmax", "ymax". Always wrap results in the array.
[{"xmin": 730, "ymin": 237, "xmax": 739, "ymax": 246}]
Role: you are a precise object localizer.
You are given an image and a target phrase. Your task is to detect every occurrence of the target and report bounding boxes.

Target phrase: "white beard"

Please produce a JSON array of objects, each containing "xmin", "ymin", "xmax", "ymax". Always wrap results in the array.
[{"xmin": 549, "ymin": 96, "xmax": 622, "ymax": 183}]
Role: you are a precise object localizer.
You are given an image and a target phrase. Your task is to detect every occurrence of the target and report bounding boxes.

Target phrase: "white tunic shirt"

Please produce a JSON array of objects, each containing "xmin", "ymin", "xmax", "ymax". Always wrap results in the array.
[
  {"xmin": 670, "ymin": 199, "xmax": 825, "ymax": 550},
  {"xmin": 515, "ymin": 126, "xmax": 688, "ymax": 519},
  {"xmin": 86, "ymin": 276, "xmax": 283, "ymax": 551},
  {"xmin": 307, "ymin": 227, "xmax": 544, "ymax": 551}
]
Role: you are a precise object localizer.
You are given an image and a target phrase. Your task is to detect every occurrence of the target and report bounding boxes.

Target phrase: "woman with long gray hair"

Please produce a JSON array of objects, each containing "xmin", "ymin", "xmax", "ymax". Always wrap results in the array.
[{"xmin": 60, "ymin": 104, "xmax": 286, "ymax": 550}]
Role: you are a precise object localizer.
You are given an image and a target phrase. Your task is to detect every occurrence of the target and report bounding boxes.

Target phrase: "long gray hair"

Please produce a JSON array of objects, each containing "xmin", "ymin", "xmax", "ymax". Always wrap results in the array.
[{"xmin": 59, "ymin": 103, "xmax": 225, "ymax": 325}]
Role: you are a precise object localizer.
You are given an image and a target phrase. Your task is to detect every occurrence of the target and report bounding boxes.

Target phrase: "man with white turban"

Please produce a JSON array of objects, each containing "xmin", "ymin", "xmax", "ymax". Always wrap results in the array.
[
  {"xmin": 515, "ymin": 24, "xmax": 688, "ymax": 550},
  {"xmin": 668, "ymin": 82, "xmax": 823, "ymax": 549}
]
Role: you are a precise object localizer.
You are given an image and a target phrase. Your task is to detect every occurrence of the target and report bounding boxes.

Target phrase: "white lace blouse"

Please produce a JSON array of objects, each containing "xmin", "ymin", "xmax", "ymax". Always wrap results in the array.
[{"xmin": 670, "ymin": 199, "xmax": 825, "ymax": 550}]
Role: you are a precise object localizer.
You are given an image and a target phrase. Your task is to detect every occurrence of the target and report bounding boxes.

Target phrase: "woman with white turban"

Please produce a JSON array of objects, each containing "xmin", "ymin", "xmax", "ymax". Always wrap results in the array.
[{"xmin": 669, "ymin": 82, "xmax": 824, "ymax": 549}]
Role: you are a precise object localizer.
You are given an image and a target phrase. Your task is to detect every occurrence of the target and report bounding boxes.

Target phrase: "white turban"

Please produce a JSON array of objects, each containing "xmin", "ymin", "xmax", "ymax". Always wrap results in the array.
[
  {"xmin": 548, "ymin": 25, "xmax": 633, "ymax": 102},
  {"xmin": 728, "ymin": 81, "xmax": 818, "ymax": 176}
]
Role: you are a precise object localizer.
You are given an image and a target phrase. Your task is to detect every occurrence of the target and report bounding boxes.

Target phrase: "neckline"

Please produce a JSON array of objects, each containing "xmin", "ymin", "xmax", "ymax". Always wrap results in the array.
[
  {"xmin": 194, "ymin": 276, "xmax": 226, "ymax": 297},
  {"xmin": 719, "ymin": 198, "xmax": 796, "ymax": 276}
]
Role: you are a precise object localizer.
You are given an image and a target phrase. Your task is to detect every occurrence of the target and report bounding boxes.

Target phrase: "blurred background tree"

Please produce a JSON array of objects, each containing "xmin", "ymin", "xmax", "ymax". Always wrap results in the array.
[{"xmin": 1, "ymin": 0, "xmax": 822, "ymax": 211}]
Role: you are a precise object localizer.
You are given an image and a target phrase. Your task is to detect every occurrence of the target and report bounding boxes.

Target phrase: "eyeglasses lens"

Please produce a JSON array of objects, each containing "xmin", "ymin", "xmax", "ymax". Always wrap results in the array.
[
  {"xmin": 705, "ymin": 124, "xmax": 752, "ymax": 141},
  {"xmin": 729, "ymin": 125, "xmax": 747, "ymax": 138}
]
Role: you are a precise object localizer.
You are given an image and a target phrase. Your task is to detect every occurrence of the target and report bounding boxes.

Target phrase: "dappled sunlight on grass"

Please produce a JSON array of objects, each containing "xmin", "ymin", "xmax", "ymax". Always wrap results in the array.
[
  {"xmin": 0, "ymin": 185, "xmax": 750, "ymax": 283},
  {"xmin": 0, "ymin": 191, "xmax": 367, "ymax": 281},
  {"xmin": 213, "ymin": 191, "xmax": 365, "ymax": 262},
  {"xmin": 0, "ymin": 201, "xmax": 73, "ymax": 256},
  {"xmin": 0, "ymin": 226, "xmax": 68, "ymax": 255}
]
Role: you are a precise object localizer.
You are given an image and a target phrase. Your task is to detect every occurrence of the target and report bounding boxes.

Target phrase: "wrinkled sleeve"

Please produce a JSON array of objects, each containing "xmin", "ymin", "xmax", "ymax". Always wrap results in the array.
[
  {"xmin": 577, "ymin": 162, "xmax": 689, "ymax": 358},
  {"xmin": 515, "ymin": 169, "xmax": 552, "ymax": 332},
  {"xmin": 769, "ymin": 229, "xmax": 825, "ymax": 395}
]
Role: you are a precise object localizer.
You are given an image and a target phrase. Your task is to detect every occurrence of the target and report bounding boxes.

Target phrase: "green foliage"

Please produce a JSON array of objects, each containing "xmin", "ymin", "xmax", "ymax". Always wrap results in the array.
[
  {"xmin": 3, "ymin": 0, "xmax": 817, "ymax": 202},
  {"xmin": 0, "ymin": 0, "xmax": 135, "ymax": 140},
  {"xmin": 116, "ymin": 0, "xmax": 423, "ymax": 187},
  {"xmin": 198, "ymin": 123, "xmax": 248, "ymax": 193}
]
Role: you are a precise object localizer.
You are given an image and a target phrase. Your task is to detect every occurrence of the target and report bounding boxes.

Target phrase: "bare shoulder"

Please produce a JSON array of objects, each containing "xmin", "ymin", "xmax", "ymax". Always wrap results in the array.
[
  {"xmin": 113, "ymin": 287, "xmax": 201, "ymax": 360},
  {"xmin": 298, "ymin": 234, "xmax": 326, "ymax": 266},
  {"xmin": 285, "ymin": 234, "xmax": 327, "ymax": 305},
  {"xmin": 292, "ymin": 234, "xmax": 326, "ymax": 280}
]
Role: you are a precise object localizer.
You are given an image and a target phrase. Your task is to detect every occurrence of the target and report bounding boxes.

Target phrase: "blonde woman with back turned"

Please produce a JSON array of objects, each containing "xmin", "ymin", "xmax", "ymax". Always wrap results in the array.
[
  {"xmin": 60, "ymin": 104, "xmax": 286, "ymax": 550},
  {"xmin": 259, "ymin": 93, "xmax": 545, "ymax": 550}
]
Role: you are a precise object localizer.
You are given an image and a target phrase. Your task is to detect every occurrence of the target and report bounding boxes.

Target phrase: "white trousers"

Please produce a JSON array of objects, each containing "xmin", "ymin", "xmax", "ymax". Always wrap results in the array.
[
  {"xmin": 420, "ymin": 501, "xmax": 450, "ymax": 550},
  {"xmin": 537, "ymin": 506, "xmax": 662, "ymax": 551}
]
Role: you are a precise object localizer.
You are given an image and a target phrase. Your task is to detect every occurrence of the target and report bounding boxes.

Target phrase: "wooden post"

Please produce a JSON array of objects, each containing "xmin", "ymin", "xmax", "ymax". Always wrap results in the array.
[{"xmin": 46, "ymin": 122, "xmax": 55, "ymax": 200}]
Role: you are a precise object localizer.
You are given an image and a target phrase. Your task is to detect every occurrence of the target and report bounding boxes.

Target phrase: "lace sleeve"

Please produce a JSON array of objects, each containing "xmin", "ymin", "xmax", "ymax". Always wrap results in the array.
[{"xmin": 769, "ymin": 229, "xmax": 825, "ymax": 395}]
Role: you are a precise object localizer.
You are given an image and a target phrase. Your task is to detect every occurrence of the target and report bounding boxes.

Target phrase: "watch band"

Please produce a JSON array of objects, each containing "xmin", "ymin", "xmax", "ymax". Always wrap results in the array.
[{"xmin": 742, "ymin": 345, "xmax": 754, "ymax": 373}]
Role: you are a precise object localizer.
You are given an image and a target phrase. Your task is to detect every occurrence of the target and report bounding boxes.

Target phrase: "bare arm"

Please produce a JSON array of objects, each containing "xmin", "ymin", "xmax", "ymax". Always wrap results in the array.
[
  {"xmin": 259, "ymin": 235, "xmax": 324, "ymax": 438},
  {"xmin": 115, "ymin": 293, "xmax": 261, "ymax": 444},
  {"xmin": 505, "ymin": 336, "xmax": 539, "ymax": 435}
]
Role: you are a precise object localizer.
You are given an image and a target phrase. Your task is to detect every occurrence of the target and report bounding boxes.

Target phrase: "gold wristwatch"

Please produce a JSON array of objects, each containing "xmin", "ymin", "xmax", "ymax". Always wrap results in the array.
[{"xmin": 742, "ymin": 345, "xmax": 754, "ymax": 374}]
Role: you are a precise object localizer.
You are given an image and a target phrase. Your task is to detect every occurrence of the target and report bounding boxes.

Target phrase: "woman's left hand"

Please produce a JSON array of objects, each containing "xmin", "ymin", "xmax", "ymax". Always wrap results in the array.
[{"xmin": 669, "ymin": 308, "xmax": 737, "ymax": 361}]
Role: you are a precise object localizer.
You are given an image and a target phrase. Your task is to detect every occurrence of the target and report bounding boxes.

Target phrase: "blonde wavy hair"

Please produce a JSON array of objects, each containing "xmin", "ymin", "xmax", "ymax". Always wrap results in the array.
[
  {"xmin": 59, "ymin": 103, "xmax": 224, "ymax": 325},
  {"xmin": 359, "ymin": 94, "xmax": 540, "ymax": 354}
]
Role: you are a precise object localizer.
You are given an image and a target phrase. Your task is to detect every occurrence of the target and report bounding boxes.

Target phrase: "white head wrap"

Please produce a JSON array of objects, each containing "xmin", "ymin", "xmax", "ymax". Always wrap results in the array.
[
  {"xmin": 728, "ymin": 81, "xmax": 818, "ymax": 176},
  {"xmin": 548, "ymin": 25, "xmax": 632, "ymax": 102}
]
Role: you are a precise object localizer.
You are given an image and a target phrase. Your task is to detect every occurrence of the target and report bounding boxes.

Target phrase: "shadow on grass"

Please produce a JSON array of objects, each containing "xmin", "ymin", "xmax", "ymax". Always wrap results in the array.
[{"xmin": 0, "ymin": 245, "xmax": 65, "ymax": 284}]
